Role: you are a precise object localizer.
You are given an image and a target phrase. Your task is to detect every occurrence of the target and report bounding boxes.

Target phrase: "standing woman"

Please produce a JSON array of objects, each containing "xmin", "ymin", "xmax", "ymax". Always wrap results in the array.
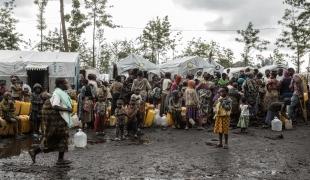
[
  {"xmin": 264, "ymin": 71, "xmax": 279, "ymax": 111},
  {"xmin": 131, "ymin": 71, "xmax": 151, "ymax": 101},
  {"xmin": 81, "ymin": 82, "xmax": 95, "ymax": 130},
  {"xmin": 160, "ymin": 72, "xmax": 172, "ymax": 116},
  {"xmin": 110, "ymin": 76, "xmax": 123, "ymax": 115},
  {"xmin": 29, "ymin": 78, "xmax": 72, "ymax": 165}
]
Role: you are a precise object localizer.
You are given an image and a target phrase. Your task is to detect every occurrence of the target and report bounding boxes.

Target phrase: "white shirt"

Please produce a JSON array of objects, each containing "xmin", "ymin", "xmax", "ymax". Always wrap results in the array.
[
  {"xmin": 240, "ymin": 104, "xmax": 250, "ymax": 116},
  {"xmin": 276, "ymin": 75, "xmax": 284, "ymax": 82},
  {"xmin": 162, "ymin": 79, "xmax": 172, "ymax": 94}
]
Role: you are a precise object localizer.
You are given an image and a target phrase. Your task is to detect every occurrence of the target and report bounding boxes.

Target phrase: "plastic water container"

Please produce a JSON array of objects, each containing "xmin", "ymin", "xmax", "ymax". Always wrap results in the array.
[
  {"xmin": 161, "ymin": 115, "xmax": 167, "ymax": 127},
  {"xmin": 271, "ymin": 117, "xmax": 282, "ymax": 131},
  {"xmin": 74, "ymin": 129, "xmax": 87, "ymax": 148},
  {"xmin": 154, "ymin": 109, "xmax": 161, "ymax": 126}
]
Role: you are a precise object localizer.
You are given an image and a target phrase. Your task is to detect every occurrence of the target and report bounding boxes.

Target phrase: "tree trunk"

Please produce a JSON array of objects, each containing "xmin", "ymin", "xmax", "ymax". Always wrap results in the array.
[
  {"xmin": 60, "ymin": 0, "xmax": 69, "ymax": 52},
  {"xmin": 40, "ymin": 12, "xmax": 43, "ymax": 51},
  {"xmin": 92, "ymin": 9, "xmax": 96, "ymax": 68},
  {"xmin": 297, "ymin": 48, "xmax": 300, "ymax": 73}
]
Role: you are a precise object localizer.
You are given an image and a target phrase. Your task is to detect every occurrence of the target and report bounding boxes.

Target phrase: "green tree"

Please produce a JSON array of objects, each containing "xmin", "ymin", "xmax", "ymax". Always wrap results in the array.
[
  {"xmin": 235, "ymin": 22, "xmax": 269, "ymax": 66},
  {"xmin": 98, "ymin": 42, "xmax": 112, "ymax": 73},
  {"xmin": 65, "ymin": 0, "xmax": 90, "ymax": 52},
  {"xmin": 276, "ymin": 0, "xmax": 310, "ymax": 73},
  {"xmin": 217, "ymin": 48, "xmax": 234, "ymax": 68},
  {"xmin": 110, "ymin": 40, "xmax": 140, "ymax": 61},
  {"xmin": 79, "ymin": 39, "xmax": 93, "ymax": 67},
  {"xmin": 169, "ymin": 31, "xmax": 182, "ymax": 60},
  {"xmin": 43, "ymin": 28, "xmax": 63, "ymax": 51},
  {"xmin": 181, "ymin": 38, "xmax": 233, "ymax": 68},
  {"xmin": 140, "ymin": 16, "xmax": 172, "ymax": 64},
  {"xmin": 272, "ymin": 48, "xmax": 287, "ymax": 65},
  {"xmin": 182, "ymin": 38, "xmax": 212, "ymax": 58},
  {"xmin": 0, "ymin": 0, "xmax": 22, "ymax": 50},
  {"xmin": 34, "ymin": 0, "xmax": 48, "ymax": 51},
  {"xmin": 85, "ymin": 0, "xmax": 116, "ymax": 67},
  {"xmin": 256, "ymin": 54, "xmax": 274, "ymax": 67}
]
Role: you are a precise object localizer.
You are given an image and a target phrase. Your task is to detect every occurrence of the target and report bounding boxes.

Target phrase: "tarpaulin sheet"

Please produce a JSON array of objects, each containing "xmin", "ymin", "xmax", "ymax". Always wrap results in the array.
[
  {"xmin": 160, "ymin": 56, "xmax": 224, "ymax": 76},
  {"xmin": 116, "ymin": 54, "xmax": 159, "ymax": 74}
]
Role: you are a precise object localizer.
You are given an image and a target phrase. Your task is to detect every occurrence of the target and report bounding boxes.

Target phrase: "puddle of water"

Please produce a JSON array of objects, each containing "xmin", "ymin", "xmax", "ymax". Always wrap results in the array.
[{"xmin": 0, "ymin": 137, "xmax": 33, "ymax": 159}]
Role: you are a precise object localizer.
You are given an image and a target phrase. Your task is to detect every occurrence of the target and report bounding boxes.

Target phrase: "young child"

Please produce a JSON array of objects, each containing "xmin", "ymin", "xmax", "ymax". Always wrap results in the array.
[
  {"xmin": 0, "ymin": 92, "xmax": 22, "ymax": 139},
  {"xmin": 94, "ymin": 93, "xmax": 107, "ymax": 136},
  {"xmin": 114, "ymin": 99, "xmax": 127, "ymax": 140},
  {"xmin": 126, "ymin": 100, "xmax": 138, "ymax": 138},
  {"xmin": 168, "ymin": 90, "xmax": 183, "ymax": 129},
  {"xmin": 151, "ymin": 83, "xmax": 161, "ymax": 108},
  {"xmin": 184, "ymin": 80, "xmax": 201, "ymax": 130},
  {"xmin": 213, "ymin": 87, "xmax": 232, "ymax": 149},
  {"xmin": 131, "ymin": 88, "xmax": 144, "ymax": 132},
  {"xmin": 22, "ymin": 87, "xmax": 31, "ymax": 102},
  {"xmin": 30, "ymin": 83, "xmax": 44, "ymax": 135},
  {"xmin": 237, "ymin": 97, "xmax": 250, "ymax": 133}
]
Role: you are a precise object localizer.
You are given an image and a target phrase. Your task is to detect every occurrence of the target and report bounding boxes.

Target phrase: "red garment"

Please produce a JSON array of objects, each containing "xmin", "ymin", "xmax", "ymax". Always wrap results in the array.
[{"xmin": 94, "ymin": 113, "xmax": 106, "ymax": 132}]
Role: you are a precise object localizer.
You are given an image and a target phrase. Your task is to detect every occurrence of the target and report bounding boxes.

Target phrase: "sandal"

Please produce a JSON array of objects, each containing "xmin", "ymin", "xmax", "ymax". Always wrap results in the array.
[{"xmin": 56, "ymin": 160, "xmax": 72, "ymax": 166}]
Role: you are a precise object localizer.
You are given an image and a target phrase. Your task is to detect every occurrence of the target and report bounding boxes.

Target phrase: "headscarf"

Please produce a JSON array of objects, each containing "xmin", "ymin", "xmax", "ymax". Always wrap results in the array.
[
  {"xmin": 175, "ymin": 75, "xmax": 182, "ymax": 84},
  {"xmin": 188, "ymin": 80, "xmax": 195, "ymax": 89}
]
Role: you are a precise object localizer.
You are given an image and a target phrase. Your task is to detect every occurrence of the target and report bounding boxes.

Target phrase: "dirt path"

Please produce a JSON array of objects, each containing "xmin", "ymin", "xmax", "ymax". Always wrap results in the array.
[{"xmin": 0, "ymin": 125, "xmax": 310, "ymax": 179}]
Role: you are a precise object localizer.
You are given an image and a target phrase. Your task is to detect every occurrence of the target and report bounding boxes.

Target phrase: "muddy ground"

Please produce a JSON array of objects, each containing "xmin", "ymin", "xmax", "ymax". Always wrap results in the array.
[{"xmin": 0, "ymin": 124, "xmax": 310, "ymax": 180}]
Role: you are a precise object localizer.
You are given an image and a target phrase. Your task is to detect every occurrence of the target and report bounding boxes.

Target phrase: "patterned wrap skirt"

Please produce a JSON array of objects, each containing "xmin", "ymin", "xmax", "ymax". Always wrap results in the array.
[
  {"xmin": 214, "ymin": 116, "xmax": 230, "ymax": 134},
  {"xmin": 187, "ymin": 105, "xmax": 199, "ymax": 120},
  {"xmin": 41, "ymin": 100, "xmax": 69, "ymax": 152}
]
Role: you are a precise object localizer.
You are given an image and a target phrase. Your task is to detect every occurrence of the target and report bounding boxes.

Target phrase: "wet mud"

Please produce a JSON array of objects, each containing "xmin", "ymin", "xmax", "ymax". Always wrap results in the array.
[{"xmin": 0, "ymin": 125, "xmax": 310, "ymax": 179}]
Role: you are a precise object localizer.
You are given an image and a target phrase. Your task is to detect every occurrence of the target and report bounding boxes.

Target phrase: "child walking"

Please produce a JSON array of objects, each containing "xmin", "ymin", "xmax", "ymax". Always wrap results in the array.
[
  {"xmin": 94, "ymin": 94, "xmax": 107, "ymax": 136},
  {"xmin": 237, "ymin": 97, "xmax": 250, "ymax": 133},
  {"xmin": 213, "ymin": 87, "xmax": 232, "ymax": 149},
  {"xmin": 114, "ymin": 99, "xmax": 127, "ymax": 140}
]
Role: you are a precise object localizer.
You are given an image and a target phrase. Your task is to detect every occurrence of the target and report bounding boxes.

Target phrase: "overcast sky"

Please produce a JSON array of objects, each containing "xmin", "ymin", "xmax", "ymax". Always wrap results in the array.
[{"xmin": 6, "ymin": 0, "xmax": 305, "ymax": 66}]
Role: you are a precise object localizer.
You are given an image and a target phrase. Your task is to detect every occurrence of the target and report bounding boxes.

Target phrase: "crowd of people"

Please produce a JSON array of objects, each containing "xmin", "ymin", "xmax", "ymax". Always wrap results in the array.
[{"xmin": 0, "ymin": 66, "xmax": 306, "ymax": 165}]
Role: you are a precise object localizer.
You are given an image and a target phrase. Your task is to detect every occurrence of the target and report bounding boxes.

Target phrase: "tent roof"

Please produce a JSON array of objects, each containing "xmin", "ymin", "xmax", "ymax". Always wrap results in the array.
[
  {"xmin": 0, "ymin": 50, "xmax": 79, "ymax": 63},
  {"xmin": 259, "ymin": 64, "xmax": 287, "ymax": 74},
  {"xmin": 116, "ymin": 54, "xmax": 159, "ymax": 74},
  {"xmin": 160, "ymin": 56, "xmax": 223, "ymax": 75}
]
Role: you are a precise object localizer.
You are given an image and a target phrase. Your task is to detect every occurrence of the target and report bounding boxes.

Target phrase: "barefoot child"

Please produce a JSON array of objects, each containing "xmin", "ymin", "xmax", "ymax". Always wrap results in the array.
[
  {"xmin": 126, "ymin": 100, "xmax": 138, "ymax": 138},
  {"xmin": 114, "ymin": 99, "xmax": 126, "ymax": 140},
  {"xmin": 237, "ymin": 97, "xmax": 250, "ymax": 133},
  {"xmin": 184, "ymin": 80, "xmax": 201, "ymax": 130},
  {"xmin": 30, "ymin": 83, "xmax": 44, "ymax": 136},
  {"xmin": 94, "ymin": 93, "xmax": 107, "ymax": 136},
  {"xmin": 168, "ymin": 90, "xmax": 183, "ymax": 129},
  {"xmin": 213, "ymin": 87, "xmax": 232, "ymax": 149}
]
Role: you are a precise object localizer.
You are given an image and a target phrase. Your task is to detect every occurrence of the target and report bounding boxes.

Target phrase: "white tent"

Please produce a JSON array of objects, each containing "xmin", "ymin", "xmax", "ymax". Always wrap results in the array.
[
  {"xmin": 116, "ymin": 54, "xmax": 159, "ymax": 74},
  {"xmin": 259, "ymin": 64, "xmax": 288, "ymax": 74},
  {"xmin": 0, "ymin": 50, "xmax": 79, "ymax": 91},
  {"xmin": 160, "ymin": 56, "xmax": 224, "ymax": 76},
  {"xmin": 224, "ymin": 66, "xmax": 252, "ymax": 78}
]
